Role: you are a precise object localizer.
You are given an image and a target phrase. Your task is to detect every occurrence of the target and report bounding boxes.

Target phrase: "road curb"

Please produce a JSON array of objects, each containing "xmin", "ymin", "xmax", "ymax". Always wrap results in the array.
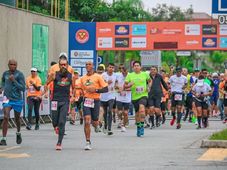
[{"xmin": 201, "ymin": 139, "xmax": 227, "ymax": 148}]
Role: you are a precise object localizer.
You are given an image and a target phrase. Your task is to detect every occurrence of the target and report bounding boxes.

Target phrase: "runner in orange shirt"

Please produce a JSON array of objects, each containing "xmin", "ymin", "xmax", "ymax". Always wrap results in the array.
[
  {"xmin": 26, "ymin": 68, "xmax": 42, "ymax": 130},
  {"xmin": 80, "ymin": 61, "xmax": 108, "ymax": 150}
]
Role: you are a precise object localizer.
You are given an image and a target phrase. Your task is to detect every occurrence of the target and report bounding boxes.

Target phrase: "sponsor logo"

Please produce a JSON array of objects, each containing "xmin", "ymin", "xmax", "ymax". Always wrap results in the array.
[
  {"xmin": 115, "ymin": 38, "xmax": 129, "ymax": 48},
  {"xmin": 154, "ymin": 42, "xmax": 178, "ymax": 49},
  {"xmin": 132, "ymin": 24, "xmax": 147, "ymax": 35},
  {"xmin": 220, "ymin": 25, "xmax": 227, "ymax": 35},
  {"xmin": 220, "ymin": 37, "xmax": 227, "ymax": 48},
  {"xmin": 150, "ymin": 28, "xmax": 181, "ymax": 35},
  {"xmin": 71, "ymin": 50, "xmax": 94, "ymax": 59},
  {"xmin": 98, "ymin": 37, "xmax": 113, "ymax": 48},
  {"xmin": 202, "ymin": 25, "xmax": 217, "ymax": 35},
  {"xmin": 186, "ymin": 40, "xmax": 199, "ymax": 45},
  {"xmin": 115, "ymin": 25, "xmax": 129, "ymax": 35},
  {"xmin": 185, "ymin": 24, "xmax": 200, "ymax": 35},
  {"xmin": 98, "ymin": 28, "xmax": 112, "ymax": 33},
  {"xmin": 75, "ymin": 29, "xmax": 89, "ymax": 43},
  {"xmin": 131, "ymin": 37, "xmax": 146, "ymax": 48},
  {"xmin": 202, "ymin": 37, "xmax": 217, "ymax": 48}
]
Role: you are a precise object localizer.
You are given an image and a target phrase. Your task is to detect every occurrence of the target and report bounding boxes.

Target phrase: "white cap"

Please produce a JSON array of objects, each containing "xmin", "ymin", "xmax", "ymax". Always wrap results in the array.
[
  {"xmin": 197, "ymin": 79, "xmax": 204, "ymax": 86},
  {"xmin": 212, "ymin": 73, "xmax": 218, "ymax": 77},
  {"xmin": 31, "ymin": 67, "xmax": 37, "ymax": 72},
  {"xmin": 59, "ymin": 52, "xmax": 68, "ymax": 59}
]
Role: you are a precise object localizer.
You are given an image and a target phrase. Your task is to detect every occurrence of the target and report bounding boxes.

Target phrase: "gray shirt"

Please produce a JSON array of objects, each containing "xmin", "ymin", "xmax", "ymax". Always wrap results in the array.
[{"xmin": 1, "ymin": 70, "xmax": 25, "ymax": 101}]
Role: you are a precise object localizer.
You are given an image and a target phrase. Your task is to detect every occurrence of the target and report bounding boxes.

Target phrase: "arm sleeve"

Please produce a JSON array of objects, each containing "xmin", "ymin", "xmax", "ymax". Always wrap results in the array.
[{"xmin": 14, "ymin": 73, "xmax": 26, "ymax": 92}]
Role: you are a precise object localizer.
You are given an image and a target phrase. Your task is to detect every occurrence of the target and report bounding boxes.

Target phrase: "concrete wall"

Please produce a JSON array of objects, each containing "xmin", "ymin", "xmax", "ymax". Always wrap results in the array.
[{"xmin": 0, "ymin": 4, "xmax": 68, "ymax": 78}]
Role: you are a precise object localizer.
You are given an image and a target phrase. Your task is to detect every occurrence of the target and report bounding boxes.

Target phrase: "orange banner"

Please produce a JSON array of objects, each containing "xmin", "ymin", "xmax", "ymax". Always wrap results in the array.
[{"xmin": 96, "ymin": 21, "xmax": 227, "ymax": 50}]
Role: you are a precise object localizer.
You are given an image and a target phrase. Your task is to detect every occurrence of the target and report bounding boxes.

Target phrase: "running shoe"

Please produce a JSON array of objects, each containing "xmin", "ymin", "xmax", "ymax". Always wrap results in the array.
[
  {"xmin": 196, "ymin": 126, "xmax": 201, "ymax": 130},
  {"xmin": 35, "ymin": 124, "xmax": 39, "ymax": 130},
  {"xmin": 223, "ymin": 119, "xmax": 227, "ymax": 124},
  {"xmin": 121, "ymin": 126, "xmax": 126, "ymax": 132},
  {"xmin": 0, "ymin": 139, "xmax": 7, "ymax": 146},
  {"xmin": 16, "ymin": 132, "xmax": 22, "ymax": 144},
  {"xmin": 170, "ymin": 117, "xmax": 176, "ymax": 126},
  {"xmin": 176, "ymin": 123, "xmax": 181, "ymax": 129},
  {"xmin": 94, "ymin": 126, "xmax": 101, "ymax": 133},
  {"xmin": 56, "ymin": 144, "xmax": 62, "ymax": 151},
  {"xmin": 84, "ymin": 141, "xmax": 92, "ymax": 150},
  {"xmin": 26, "ymin": 124, "xmax": 32, "ymax": 130},
  {"xmin": 108, "ymin": 130, "xmax": 113, "ymax": 135}
]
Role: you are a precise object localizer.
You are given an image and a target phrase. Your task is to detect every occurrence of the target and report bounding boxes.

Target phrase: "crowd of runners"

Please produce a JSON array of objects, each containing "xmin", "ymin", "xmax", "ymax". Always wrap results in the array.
[{"xmin": 0, "ymin": 52, "xmax": 227, "ymax": 151}]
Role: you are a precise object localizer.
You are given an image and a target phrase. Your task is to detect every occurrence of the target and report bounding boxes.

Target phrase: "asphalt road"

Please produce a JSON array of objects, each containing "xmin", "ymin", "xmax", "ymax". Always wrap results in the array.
[{"xmin": 0, "ymin": 118, "xmax": 226, "ymax": 170}]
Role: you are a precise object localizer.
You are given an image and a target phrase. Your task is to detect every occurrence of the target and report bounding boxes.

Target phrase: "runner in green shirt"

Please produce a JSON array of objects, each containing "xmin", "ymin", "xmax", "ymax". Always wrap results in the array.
[{"xmin": 124, "ymin": 61, "xmax": 151, "ymax": 137}]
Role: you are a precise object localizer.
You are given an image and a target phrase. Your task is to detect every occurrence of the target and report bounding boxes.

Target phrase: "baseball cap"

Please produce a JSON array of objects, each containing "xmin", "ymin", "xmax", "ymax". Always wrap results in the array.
[
  {"xmin": 212, "ymin": 72, "xmax": 218, "ymax": 77},
  {"xmin": 59, "ymin": 52, "xmax": 68, "ymax": 59},
  {"xmin": 99, "ymin": 64, "xmax": 105, "ymax": 70},
  {"xmin": 176, "ymin": 67, "xmax": 182, "ymax": 72},
  {"xmin": 31, "ymin": 67, "xmax": 37, "ymax": 72}
]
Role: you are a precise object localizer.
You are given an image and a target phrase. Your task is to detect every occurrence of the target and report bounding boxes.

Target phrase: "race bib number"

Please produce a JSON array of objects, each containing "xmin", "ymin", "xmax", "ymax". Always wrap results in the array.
[
  {"xmin": 51, "ymin": 101, "xmax": 58, "ymax": 111},
  {"xmin": 3, "ymin": 96, "xmax": 9, "ymax": 104},
  {"xmin": 174, "ymin": 94, "xmax": 182, "ymax": 101},
  {"xmin": 120, "ymin": 91, "xmax": 126, "ymax": 97},
  {"xmin": 136, "ymin": 87, "xmax": 144, "ymax": 94},
  {"xmin": 29, "ymin": 85, "xmax": 35, "ymax": 93},
  {"xmin": 84, "ymin": 98, "xmax": 95, "ymax": 108}
]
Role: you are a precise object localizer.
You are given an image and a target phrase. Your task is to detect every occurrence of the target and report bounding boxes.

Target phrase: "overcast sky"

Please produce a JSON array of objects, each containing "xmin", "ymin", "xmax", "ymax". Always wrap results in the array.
[{"xmin": 105, "ymin": 0, "xmax": 212, "ymax": 15}]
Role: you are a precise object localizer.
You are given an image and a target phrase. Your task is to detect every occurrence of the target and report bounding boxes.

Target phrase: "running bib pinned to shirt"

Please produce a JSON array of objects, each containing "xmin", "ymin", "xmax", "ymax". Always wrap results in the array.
[
  {"xmin": 51, "ymin": 101, "xmax": 58, "ymax": 111},
  {"xmin": 3, "ymin": 96, "xmax": 9, "ymax": 104},
  {"xmin": 120, "ymin": 91, "xmax": 127, "ymax": 97},
  {"xmin": 29, "ymin": 85, "xmax": 35, "ymax": 93},
  {"xmin": 136, "ymin": 87, "xmax": 144, "ymax": 94},
  {"xmin": 174, "ymin": 94, "xmax": 182, "ymax": 101},
  {"xmin": 84, "ymin": 98, "xmax": 95, "ymax": 108}
]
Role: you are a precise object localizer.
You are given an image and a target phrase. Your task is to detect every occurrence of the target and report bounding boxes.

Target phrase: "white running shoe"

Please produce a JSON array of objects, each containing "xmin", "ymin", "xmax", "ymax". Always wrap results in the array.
[
  {"xmin": 121, "ymin": 126, "xmax": 126, "ymax": 132},
  {"xmin": 84, "ymin": 141, "xmax": 92, "ymax": 150}
]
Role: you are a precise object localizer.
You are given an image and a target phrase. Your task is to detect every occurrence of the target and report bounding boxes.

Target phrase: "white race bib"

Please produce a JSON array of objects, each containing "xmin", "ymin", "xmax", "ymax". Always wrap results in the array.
[
  {"xmin": 3, "ymin": 96, "xmax": 9, "ymax": 104},
  {"xmin": 29, "ymin": 85, "xmax": 35, "ymax": 93},
  {"xmin": 51, "ymin": 101, "xmax": 58, "ymax": 111},
  {"xmin": 136, "ymin": 86, "xmax": 144, "ymax": 94},
  {"xmin": 84, "ymin": 98, "xmax": 95, "ymax": 108},
  {"xmin": 120, "ymin": 91, "xmax": 126, "ymax": 97},
  {"xmin": 174, "ymin": 94, "xmax": 182, "ymax": 101}
]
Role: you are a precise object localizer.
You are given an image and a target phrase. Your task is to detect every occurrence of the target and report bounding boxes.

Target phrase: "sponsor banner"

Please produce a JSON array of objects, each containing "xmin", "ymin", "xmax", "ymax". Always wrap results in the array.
[
  {"xmin": 202, "ymin": 37, "xmax": 217, "ymax": 48},
  {"xmin": 71, "ymin": 58, "xmax": 94, "ymax": 67},
  {"xmin": 185, "ymin": 40, "xmax": 200, "ymax": 45},
  {"xmin": 185, "ymin": 24, "xmax": 200, "ymax": 35},
  {"xmin": 132, "ymin": 24, "xmax": 147, "ymax": 35},
  {"xmin": 115, "ymin": 25, "xmax": 129, "ymax": 35},
  {"xmin": 202, "ymin": 25, "xmax": 217, "ymax": 35},
  {"xmin": 150, "ymin": 28, "xmax": 182, "ymax": 35},
  {"xmin": 131, "ymin": 37, "xmax": 146, "ymax": 48},
  {"xmin": 69, "ymin": 22, "xmax": 96, "ymax": 76},
  {"xmin": 212, "ymin": 0, "xmax": 227, "ymax": 14},
  {"xmin": 115, "ymin": 38, "xmax": 129, "ymax": 48},
  {"xmin": 97, "ymin": 37, "xmax": 113, "ymax": 48},
  {"xmin": 154, "ymin": 42, "xmax": 178, "ymax": 49},
  {"xmin": 98, "ymin": 28, "xmax": 112, "ymax": 34},
  {"xmin": 220, "ymin": 25, "xmax": 227, "ymax": 35},
  {"xmin": 71, "ymin": 50, "xmax": 94, "ymax": 59},
  {"xmin": 220, "ymin": 37, "xmax": 227, "ymax": 48}
]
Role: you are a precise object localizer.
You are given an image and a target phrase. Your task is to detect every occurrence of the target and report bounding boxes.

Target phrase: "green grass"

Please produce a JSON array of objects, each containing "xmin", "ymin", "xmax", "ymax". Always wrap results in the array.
[{"xmin": 209, "ymin": 129, "xmax": 227, "ymax": 140}]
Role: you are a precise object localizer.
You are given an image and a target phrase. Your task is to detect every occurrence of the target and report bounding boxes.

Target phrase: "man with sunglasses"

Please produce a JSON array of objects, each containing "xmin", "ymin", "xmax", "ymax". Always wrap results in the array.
[
  {"xmin": 43, "ymin": 57, "xmax": 74, "ymax": 151},
  {"xmin": 80, "ymin": 61, "xmax": 108, "ymax": 150},
  {"xmin": 169, "ymin": 67, "xmax": 187, "ymax": 129},
  {"xmin": 0, "ymin": 59, "xmax": 25, "ymax": 146},
  {"xmin": 26, "ymin": 67, "xmax": 42, "ymax": 130}
]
